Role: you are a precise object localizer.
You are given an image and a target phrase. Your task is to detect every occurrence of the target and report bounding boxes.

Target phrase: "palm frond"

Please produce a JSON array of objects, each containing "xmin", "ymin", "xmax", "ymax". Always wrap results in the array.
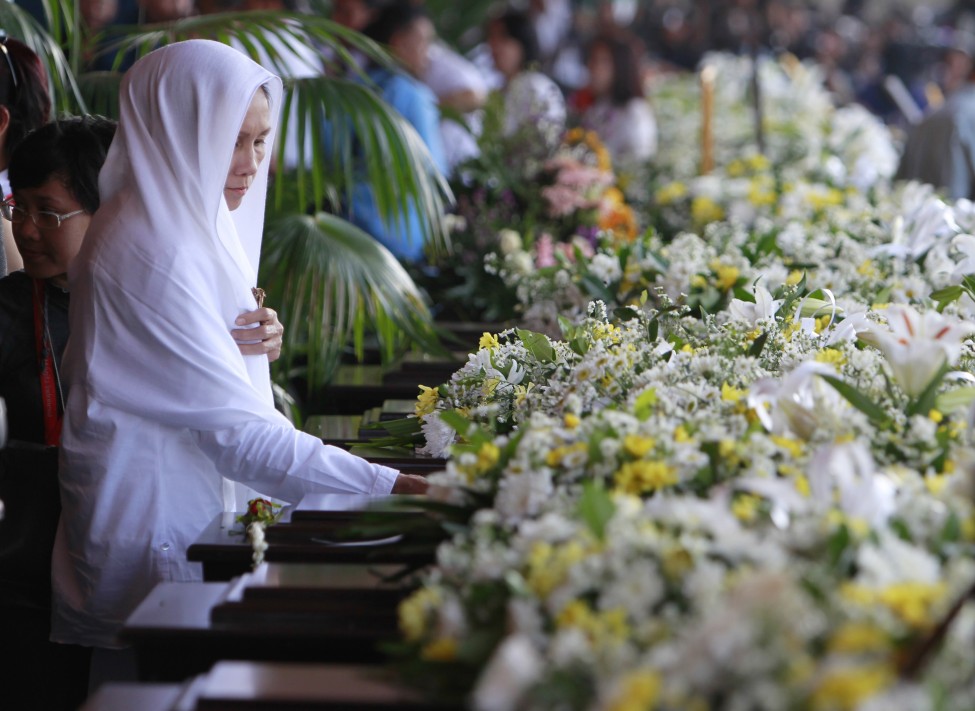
[
  {"xmin": 0, "ymin": 1, "xmax": 86, "ymax": 114},
  {"xmin": 76, "ymin": 71, "xmax": 121, "ymax": 118},
  {"xmin": 278, "ymin": 74, "xmax": 452, "ymax": 257},
  {"xmin": 260, "ymin": 211, "xmax": 448, "ymax": 392}
]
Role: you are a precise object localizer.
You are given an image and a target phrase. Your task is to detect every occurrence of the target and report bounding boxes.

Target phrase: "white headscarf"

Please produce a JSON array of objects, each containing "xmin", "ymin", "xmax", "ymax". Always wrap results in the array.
[{"xmin": 67, "ymin": 39, "xmax": 284, "ymax": 423}]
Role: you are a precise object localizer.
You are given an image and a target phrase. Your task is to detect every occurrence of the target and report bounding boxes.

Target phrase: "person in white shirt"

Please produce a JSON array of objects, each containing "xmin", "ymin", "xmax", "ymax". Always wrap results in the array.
[
  {"xmin": 51, "ymin": 40, "xmax": 427, "ymax": 687},
  {"xmin": 486, "ymin": 8, "xmax": 566, "ymax": 145},
  {"xmin": 579, "ymin": 33, "xmax": 657, "ymax": 171},
  {"xmin": 423, "ymin": 39, "xmax": 488, "ymax": 174}
]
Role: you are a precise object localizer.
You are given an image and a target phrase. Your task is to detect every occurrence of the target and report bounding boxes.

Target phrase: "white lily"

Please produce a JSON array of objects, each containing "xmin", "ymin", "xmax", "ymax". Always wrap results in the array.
[
  {"xmin": 873, "ymin": 193, "xmax": 959, "ymax": 260},
  {"xmin": 748, "ymin": 361, "xmax": 847, "ymax": 439},
  {"xmin": 808, "ymin": 441, "xmax": 896, "ymax": 528},
  {"xmin": 728, "ymin": 284, "xmax": 784, "ymax": 327},
  {"xmin": 859, "ymin": 304, "xmax": 975, "ymax": 398}
]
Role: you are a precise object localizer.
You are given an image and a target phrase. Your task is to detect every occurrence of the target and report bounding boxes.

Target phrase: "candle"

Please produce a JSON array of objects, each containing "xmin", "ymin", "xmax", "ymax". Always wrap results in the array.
[{"xmin": 700, "ymin": 65, "xmax": 716, "ymax": 175}]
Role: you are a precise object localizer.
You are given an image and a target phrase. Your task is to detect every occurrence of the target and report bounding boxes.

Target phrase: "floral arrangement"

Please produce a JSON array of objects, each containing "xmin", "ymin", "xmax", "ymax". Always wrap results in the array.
[
  {"xmin": 417, "ymin": 91, "xmax": 638, "ymax": 323},
  {"xmin": 236, "ymin": 497, "xmax": 283, "ymax": 569},
  {"xmin": 388, "ymin": 51, "xmax": 975, "ymax": 710}
]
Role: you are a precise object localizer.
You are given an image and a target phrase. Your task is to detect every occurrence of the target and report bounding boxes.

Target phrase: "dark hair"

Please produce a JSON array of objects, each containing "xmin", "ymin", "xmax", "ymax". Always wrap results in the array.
[
  {"xmin": 10, "ymin": 116, "xmax": 118, "ymax": 214},
  {"xmin": 362, "ymin": 2, "xmax": 427, "ymax": 46},
  {"xmin": 591, "ymin": 34, "xmax": 644, "ymax": 106},
  {"xmin": 1, "ymin": 38, "xmax": 53, "ymax": 153},
  {"xmin": 490, "ymin": 9, "xmax": 541, "ymax": 68}
]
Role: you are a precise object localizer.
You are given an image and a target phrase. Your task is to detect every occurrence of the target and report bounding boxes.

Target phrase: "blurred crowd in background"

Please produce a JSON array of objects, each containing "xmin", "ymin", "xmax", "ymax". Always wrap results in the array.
[
  {"xmin": 11, "ymin": 0, "xmax": 975, "ymax": 256},
  {"xmin": 15, "ymin": 0, "xmax": 975, "ymax": 128}
]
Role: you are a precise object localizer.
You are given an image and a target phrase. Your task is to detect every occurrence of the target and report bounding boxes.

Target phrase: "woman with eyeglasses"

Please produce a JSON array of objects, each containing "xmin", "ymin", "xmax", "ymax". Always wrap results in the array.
[
  {"xmin": 0, "ymin": 37, "xmax": 53, "ymax": 277},
  {"xmin": 0, "ymin": 116, "xmax": 115, "ymax": 711}
]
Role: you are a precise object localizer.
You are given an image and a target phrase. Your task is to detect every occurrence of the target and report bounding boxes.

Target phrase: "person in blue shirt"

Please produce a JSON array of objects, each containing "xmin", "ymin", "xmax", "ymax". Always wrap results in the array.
[{"xmin": 349, "ymin": 2, "xmax": 446, "ymax": 263}]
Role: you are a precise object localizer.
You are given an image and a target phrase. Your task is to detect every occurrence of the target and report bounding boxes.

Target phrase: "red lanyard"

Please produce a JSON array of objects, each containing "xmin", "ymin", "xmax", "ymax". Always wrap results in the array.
[{"xmin": 32, "ymin": 278, "xmax": 62, "ymax": 446}]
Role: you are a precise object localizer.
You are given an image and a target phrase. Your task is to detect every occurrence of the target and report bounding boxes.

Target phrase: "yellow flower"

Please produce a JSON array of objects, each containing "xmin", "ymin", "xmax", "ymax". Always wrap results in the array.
[
  {"xmin": 564, "ymin": 413, "xmax": 581, "ymax": 429},
  {"xmin": 398, "ymin": 587, "xmax": 442, "ymax": 642},
  {"xmin": 732, "ymin": 493, "xmax": 762, "ymax": 523},
  {"xmin": 857, "ymin": 260, "xmax": 879, "ymax": 278},
  {"xmin": 721, "ymin": 382, "xmax": 747, "ymax": 403},
  {"xmin": 807, "ymin": 187, "xmax": 844, "ymax": 211},
  {"xmin": 771, "ymin": 435, "xmax": 804, "ymax": 458},
  {"xmin": 928, "ymin": 409, "xmax": 943, "ymax": 423},
  {"xmin": 615, "ymin": 460, "xmax": 678, "ymax": 495},
  {"xmin": 828, "ymin": 623, "xmax": 889, "ymax": 654},
  {"xmin": 747, "ymin": 178, "xmax": 777, "ymax": 207},
  {"xmin": 415, "ymin": 384, "xmax": 439, "ymax": 418},
  {"xmin": 691, "ymin": 196, "xmax": 725, "ymax": 225},
  {"xmin": 420, "ymin": 637, "xmax": 458, "ymax": 661},
  {"xmin": 624, "ymin": 434, "xmax": 656, "ymax": 458},
  {"xmin": 527, "ymin": 541, "xmax": 589, "ymax": 597},
  {"xmin": 815, "ymin": 348, "xmax": 846, "ymax": 366},
  {"xmin": 605, "ymin": 670, "xmax": 661, "ymax": 711},
  {"xmin": 795, "ymin": 474, "xmax": 811, "ymax": 497},
  {"xmin": 673, "ymin": 425, "xmax": 692, "ymax": 443},
  {"xmin": 556, "ymin": 600, "xmax": 629, "ymax": 649},
  {"xmin": 811, "ymin": 664, "xmax": 893, "ymax": 711},
  {"xmin": 714, "ymin": 264, "xmax": 740, "ymax": 291},
  {"xmin": 925, "ymin": 474, "xmax": 949, "ymax": 495},
  {"xmin": 476, "ymin": 442, "xmax": 500, "ymax": 473},
  {"xmin": 479, "ymin": 331, "xmax": 500, "ymax": 350},
  {"xmin": 878, "ymin": 581, "xmax": 948, "ymax": 628},
  {"xmin": 654, "ymin": 181, "xmax": 687, "ymax": 205},
  {"xmin": 786, "ymin": 270, "xmax": 804, "ymax": 286}
]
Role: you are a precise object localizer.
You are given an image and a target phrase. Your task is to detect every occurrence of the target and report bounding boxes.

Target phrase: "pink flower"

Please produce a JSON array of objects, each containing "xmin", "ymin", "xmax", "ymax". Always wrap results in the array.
[{"xmin": 535, "ymin": 232, "xmax": 556, "ymax": 267}]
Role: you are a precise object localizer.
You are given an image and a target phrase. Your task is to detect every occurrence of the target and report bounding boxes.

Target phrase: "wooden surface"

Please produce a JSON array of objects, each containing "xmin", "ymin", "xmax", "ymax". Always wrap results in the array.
[
  {"xmin": 122, "ymin": 564, "xmax": 412, "ymax": 681},
  {"xmin": 82, "ymin": 662, "xmax": 461, "ymax": 710}
]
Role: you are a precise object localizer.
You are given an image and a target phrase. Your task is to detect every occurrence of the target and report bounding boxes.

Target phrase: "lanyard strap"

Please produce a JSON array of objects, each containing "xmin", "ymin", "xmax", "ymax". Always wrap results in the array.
[{"xmin": 32, "ymin": 278, "xmax": 61, "ymax": 446}]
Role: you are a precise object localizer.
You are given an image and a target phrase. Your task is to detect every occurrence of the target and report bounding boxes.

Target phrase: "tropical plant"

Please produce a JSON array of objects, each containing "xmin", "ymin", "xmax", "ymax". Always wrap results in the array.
[{"xmin": 5, "ymin": 1, "xmax": 453, "ymax": 398}]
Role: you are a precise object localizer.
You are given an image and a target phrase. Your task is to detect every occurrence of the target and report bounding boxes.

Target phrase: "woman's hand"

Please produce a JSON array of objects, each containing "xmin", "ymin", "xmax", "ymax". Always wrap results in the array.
[
  {"xmin": 391, "ymin": 473, "xmax": 429, "ymax": 495},
  {"xmin": 232, "ymin": 307, "xmax": 284, "ymax": 362}
]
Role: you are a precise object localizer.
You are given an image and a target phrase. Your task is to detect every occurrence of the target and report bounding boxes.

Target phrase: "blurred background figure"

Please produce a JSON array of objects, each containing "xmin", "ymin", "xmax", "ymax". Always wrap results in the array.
[
  {"xmin": 896, "ymin": 61, "xmax": 975, "ymax": 200},
  {"xmin": 346, "ymin": 1, "xmax": 446, "ymax": 262},
  {"xmin": 575, "ymin": 33, "xmax": 656, "ymax": 171},
  {"xmin": 138, "ymin": 0, "xmax": 195, "ymax": 22},
  {"xmin": 486, "ymin": 8, "xmax": 566, "ymax": 143},
  {"xmin": 0, "ymin": 38, "xmax": 53, "ymax": 278}
]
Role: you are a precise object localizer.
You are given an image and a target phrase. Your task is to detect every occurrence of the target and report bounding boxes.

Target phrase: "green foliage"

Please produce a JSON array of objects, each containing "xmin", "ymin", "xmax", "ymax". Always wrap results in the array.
[{"xmin": 577, "ymin": 481, "xmax": 616, "ymax": 541}]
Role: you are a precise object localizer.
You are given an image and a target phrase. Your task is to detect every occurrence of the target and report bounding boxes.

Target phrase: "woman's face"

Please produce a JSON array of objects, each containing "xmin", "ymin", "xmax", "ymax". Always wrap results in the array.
[
  {"xmin": 487, "ymin": 21, "xmax": 524, "ymax": 79},
  {"xmin": 12, "ymin": 176, "xmax": 91, "ymax": 288},
  {"xmin": 225, "ymin": 90, "xmax": 272, "ymax": 212},
  {"xmin": 390, "ymin": 17, "xmax": 434, "ymax": 78},
  {"xmin": 588, "ymin": 44, "xmax": 614, "ymax": 98}
]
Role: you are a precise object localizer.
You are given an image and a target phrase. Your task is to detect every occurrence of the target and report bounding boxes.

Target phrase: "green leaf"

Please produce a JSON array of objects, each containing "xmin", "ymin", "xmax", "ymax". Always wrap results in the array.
[
  {"xmin": 577, "ymin": 481, "xmax": 616, "ymax": 541},
  {"xmin": 820, "ymin": 375, "xmax": 890, "ymax": 426},
  {"xmin": 906, "ymin": 362, "xmax": 952, "ymax": 418},
  {"xmin": 930, "ymin": 285, "xmax": 964, "ymax": 313},
  {"xmin": 748, "ymin": 331, "xmax": 769, "ymax": 358},
  {"xmin": 261, "ymin": 212, "xmax": 446, "ymax": 393},
  {"xmin": 438, "ymin": 409, "xmax": 473, "ymax": 436},
  {"xmin": 516, "ymin": 329, "xmax": 556, "ymax": 364},
  {"xmin": 633, "ymin": 388, "xmax": 658, "ymax": 421}
]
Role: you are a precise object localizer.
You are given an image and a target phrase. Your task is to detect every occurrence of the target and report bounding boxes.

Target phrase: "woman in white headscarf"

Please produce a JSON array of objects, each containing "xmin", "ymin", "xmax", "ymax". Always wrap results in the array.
[{"xmin": 51, "ymin": 40, "xmax": 427, "ymax": 668}]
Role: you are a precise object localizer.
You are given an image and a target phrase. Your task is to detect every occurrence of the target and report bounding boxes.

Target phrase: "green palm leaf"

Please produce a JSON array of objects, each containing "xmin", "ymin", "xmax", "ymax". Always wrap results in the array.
[
  {"xmin": 0, "ymin": 1, "xmax": 86, "ymax": 113},
  {"xmin": 260, "ymin": 212, "xmax": 447, "ymax": 393}
]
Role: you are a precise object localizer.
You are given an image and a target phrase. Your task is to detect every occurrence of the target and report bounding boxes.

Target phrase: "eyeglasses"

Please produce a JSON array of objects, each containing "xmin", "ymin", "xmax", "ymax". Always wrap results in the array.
[
  {"xmin": 1, "ymin": 200, "xmax": 86, "ymax": 230},
  {"xmin": 0, "ymin": 34, "xmax": 18, "ymax": 91}
]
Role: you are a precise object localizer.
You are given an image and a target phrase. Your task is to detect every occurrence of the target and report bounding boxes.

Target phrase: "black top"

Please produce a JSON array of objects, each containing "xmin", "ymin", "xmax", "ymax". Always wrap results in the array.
[
  {"xmin": 0, "ymin": 270, "xmax": 69, "ymax": 444},
  {"xmin": 0, "ymin": 271, "xmax": 69, "ymax": 609}
]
